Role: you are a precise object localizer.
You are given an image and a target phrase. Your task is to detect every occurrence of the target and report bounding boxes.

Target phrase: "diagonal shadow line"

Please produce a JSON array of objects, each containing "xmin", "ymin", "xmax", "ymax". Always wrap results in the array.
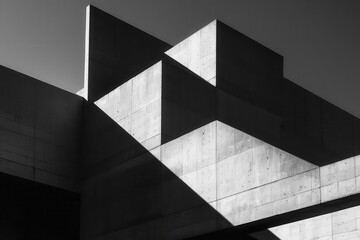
[
  {"xmin": 81, "ymin": 101, "xmax": 281, "ymax": 239},
  {"xmin": 82, "ymin": 102, "xmax": 230, "ymax": 239}
]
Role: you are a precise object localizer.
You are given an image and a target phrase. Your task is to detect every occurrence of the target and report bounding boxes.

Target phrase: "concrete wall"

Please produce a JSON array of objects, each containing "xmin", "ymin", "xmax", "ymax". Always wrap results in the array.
[
  {"xmin": 0, "ymin": 172, "xmax": 80, "ymax": 239},
  {"xmin": 160, "ymin": 121, "xmax": 319, "ymax": 227},
  {"xmin": 165, "ymin": 20, "xmax": 216, "ymax": 86},
  {"xmin": 95, "ymin": 62, "xmax": 162, "ymax": 150},
  {"xmin": 270, "ymin": 205, "xmax": 360, "ymax": 240},
  {"xmin": 160, "ymin": 120, "xmax": 360, "ymax": 230},
  {"xmin": 81, "ymin": 102, "xmax": 232, "ymax": 240},
  {"xmin": 0, "ymin": 65, "xmax": 82, "ymax": 192},
  {"xmin": 165, "ymin": 19, "xmax": 360, "ymax": 166},
  {"xmin": 82, "ymin": 11, "xmax": 360, "ymax": 239},
  {"xmin": 85, "ymin": 5, "xmax": 170, "ymax": 102},
  {"xmin": 95, "ymin": 58, "xmax": 216, "ymax": 149}
]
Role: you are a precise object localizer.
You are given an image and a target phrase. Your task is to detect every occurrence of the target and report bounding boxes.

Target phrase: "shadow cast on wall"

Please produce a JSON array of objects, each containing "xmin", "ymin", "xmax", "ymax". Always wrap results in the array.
[{"xmin": 81, "ymin": 102, "xmax": 280, "ymax": 239}]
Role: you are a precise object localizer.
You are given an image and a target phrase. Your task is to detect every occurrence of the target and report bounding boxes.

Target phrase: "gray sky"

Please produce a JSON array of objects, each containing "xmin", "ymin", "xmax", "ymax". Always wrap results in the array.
[{"xmin": 0, "ymin": 0, "xmax": 359, "ymax": 117}]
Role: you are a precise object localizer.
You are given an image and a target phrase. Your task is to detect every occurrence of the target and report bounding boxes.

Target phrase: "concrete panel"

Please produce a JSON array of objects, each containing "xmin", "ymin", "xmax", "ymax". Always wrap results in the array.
[
  {"xmin": 166, "ymin": 20, "xmax": 216, "ymax": 85},
  {"xmin": 95, "ymin": 62, "xmax": 162, "ymax": 151},
  {"xmin": 85, "ymin": 5, "xmax": 170, "ymax": 102},
  {"xmin": 270, "ymin": 204, "xmax": 360, "ymax": 240},
  {"xmin": 320, "ymin": 157, "xmax": 358, "ymax": 202},
  {"xmin": 216, "ymin": 121, "xmax": 317, "ymax": 199},
  {"xmin": 0, "ymin": 65, "xmax": 82, "ymax": 192},
  {"xmin": 161, "ymin": 122, "xmax": 216, "ymax": 177}
]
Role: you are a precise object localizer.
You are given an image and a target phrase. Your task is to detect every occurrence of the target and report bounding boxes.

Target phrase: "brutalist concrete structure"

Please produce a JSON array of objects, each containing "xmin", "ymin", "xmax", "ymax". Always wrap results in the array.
[{"xmin": 1, "ymin": 5, "xmax": 360, "ymax": 240}]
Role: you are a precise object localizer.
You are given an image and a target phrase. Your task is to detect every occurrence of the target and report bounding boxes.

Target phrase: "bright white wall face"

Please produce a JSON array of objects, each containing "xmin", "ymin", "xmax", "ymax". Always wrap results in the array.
[
  {"xmin": 95, "ymin": 62, "xmax": 162, "ymax": 150},
  {"xmin": 165, "ymin": 20, "xmax": 216, "ymax": 86},
  {"xmin": 270, "ymin": 205, "xmax": 360, "ymax": 240},
  {"xmin": 161, "ymin": 122, "xmax": 217, "ymax": 202},
  {"xmin": 158, "ymin": 120, "xmax": 360, "ymax": 229},
  {"xmin": 159, "ymin": 120, "xmax": 320, "ymax": 225}
]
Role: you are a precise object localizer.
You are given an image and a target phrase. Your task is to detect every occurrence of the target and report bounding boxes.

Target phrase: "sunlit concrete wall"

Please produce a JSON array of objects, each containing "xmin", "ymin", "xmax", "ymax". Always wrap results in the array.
[
  {"xmin": 95, "ymin": 62, "xmax": 162, "ymax": 150},
  {"xmin": 160, "ymin": 120, "xmax": 360, "ymax": 228},
  {"xmin": 0, "ymin": 65, "xmax": 83, "ymax": 192},
  {"xmin": 161, "ymin": 121, "xmax": 318, "ymax": 226},
  {"xmin": 165, "ymin": 20, "xmax": 216, "ymax": 86},
  {"xmin": 270, "ymin": 205, "xmax": 360, "ymax": 240}
]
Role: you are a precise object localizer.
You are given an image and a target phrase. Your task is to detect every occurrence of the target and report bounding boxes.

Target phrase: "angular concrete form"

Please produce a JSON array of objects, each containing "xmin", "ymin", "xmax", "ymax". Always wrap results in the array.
[
  {"xmin": 94, "ymin": 57, "xmax": 216, "ymax": 150},
  {"xmin": 1, "ymin": 4, "xmax": 360, "ymax": 240},
  {"xmin": 84, "ymin": 5, "xmax": 171, "ymax": 102},
  {"xmin": 166, "ymin": 20, "xmax": 360, "ymax": 166}
]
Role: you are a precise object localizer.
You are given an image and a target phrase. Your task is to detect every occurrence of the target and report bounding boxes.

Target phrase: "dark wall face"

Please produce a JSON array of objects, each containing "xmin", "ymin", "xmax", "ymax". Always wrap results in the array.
[
  {"xmin": 0, "ymin": 172, "xmax": 80, "ymax": 240},
  {"xmin": 216, "ymin": 22, "xmax": 360, "ymax": 166},
  {"xmin": 161, "ymin": 57, "xmax": 216, "ymax": 144},
  {"xmin": 216, "ymin": 21, "xmax": 284, "ymax": 116},
  {"xmin": 0, "ymin": 65, "xmax": 82, "ymax": 239},
  {"xmin": 87, "ymin": 6, "xmax": 171, "ymax": 102},
  {"xmin": 0, "ymin": 65, "xmax": 83, "ymax": 191}
]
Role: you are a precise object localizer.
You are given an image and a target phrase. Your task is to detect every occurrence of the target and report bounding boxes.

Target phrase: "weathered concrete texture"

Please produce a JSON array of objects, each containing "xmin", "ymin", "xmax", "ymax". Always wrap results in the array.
[
  {"xmin": 81, "ymin": 104, "xmax": 232, "ymax": 240},
  {"xmin": 159, "ymin": 121, "xmax": 317, "ymax": 225},
  {"xmin": 165, "ymin": 19, "xmax": 360, "ymax": 166},
  {"xmin": 95, "ymin": 62, "xmax": 162, "ymax": 150},
  {"xmin": 85, "ymin": 5, "xmax": 171, "ymax": 102},
  {"xmin": 95, "ymin": 57, "xmax": 216, "ymax": 150},
  {"xmin": 165, "ymin": 20, "xmax": 216, "ymax": 86},
  {"xmin": 270, "ymin": 204, "xmax": 360, "ymax": 240},
  {"xmin": 0, "ymin": 65, "xmax": 82, "ymax": 192},
  {"xmin": 320, "ymin": 155, "xmax": 360, "ymax": 203},
  {"xmin": 160, "ymin": 121, "xmax": 360, "ymax": 229}
]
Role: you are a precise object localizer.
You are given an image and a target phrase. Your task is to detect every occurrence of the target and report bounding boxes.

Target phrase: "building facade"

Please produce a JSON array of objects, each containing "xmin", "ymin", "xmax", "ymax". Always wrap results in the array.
[{"xmin": 1, "ymin": 5, "xmax": 360, "ymax": 240}]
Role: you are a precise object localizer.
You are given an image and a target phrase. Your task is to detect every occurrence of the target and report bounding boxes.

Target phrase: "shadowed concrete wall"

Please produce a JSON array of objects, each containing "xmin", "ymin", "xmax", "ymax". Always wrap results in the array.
[
  {"xmin": 81, "ymin": 102, "xmax": 236, "ymax": 240},
  {"xmin": 0, "ymin": 65, "xmax": 82, "ymax": 238},
  {"xmin": 85, "ymin": 5, "xmax": 171, "ymax": 102},
  {"xmin": 0, "ymin": 65, "xmax": 83, "ymax": 192},
  {"xmin": 0, "ymin": 172, "xmax": 80, "ymax": 239}
]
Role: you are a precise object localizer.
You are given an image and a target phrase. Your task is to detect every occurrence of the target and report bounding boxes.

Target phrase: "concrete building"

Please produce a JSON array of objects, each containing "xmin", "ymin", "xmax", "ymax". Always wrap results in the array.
[{"xmin": 0, "ymin": 5, "xmax": 360, "ymax": 240}]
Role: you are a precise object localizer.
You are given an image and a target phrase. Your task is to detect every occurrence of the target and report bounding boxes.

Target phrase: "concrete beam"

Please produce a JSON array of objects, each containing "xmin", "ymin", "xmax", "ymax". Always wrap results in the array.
[{"xmin": 270, "ymin": 204, "xmax": 360, "ymax": 240}]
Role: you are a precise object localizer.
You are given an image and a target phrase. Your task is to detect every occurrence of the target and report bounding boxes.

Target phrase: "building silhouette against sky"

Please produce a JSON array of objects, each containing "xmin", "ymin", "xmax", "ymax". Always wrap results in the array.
[{"xmin": 1, "ymin": 5, "xmax": 360, "ymax": 240}]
